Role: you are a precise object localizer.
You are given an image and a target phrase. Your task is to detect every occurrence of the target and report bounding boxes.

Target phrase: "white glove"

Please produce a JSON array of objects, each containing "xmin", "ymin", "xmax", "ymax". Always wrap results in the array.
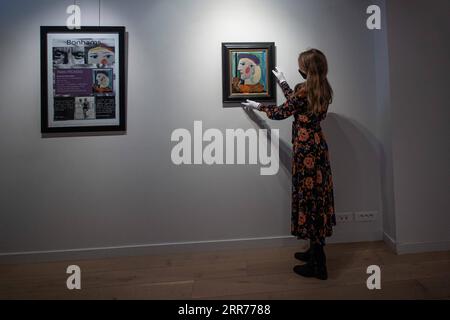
[
  {"xmin": 241, "ymin": 99, "xmax": 261, "ymax": 110},
  {"xmin": 272, "ymin": 67, "xmax": 287, "ymax": 83}
]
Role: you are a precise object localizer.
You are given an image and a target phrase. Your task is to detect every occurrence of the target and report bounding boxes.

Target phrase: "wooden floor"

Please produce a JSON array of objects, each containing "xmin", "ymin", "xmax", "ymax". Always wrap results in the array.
[{"xmin": 0, "ymin": 241, "xmax": 449, "ymax": 300}]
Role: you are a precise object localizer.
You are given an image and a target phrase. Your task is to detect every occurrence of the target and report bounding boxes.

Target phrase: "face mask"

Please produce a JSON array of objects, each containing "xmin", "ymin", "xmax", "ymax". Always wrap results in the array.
[{"xmin": 298, "ymin": 69, "xmax": 307, "ymax": 79}]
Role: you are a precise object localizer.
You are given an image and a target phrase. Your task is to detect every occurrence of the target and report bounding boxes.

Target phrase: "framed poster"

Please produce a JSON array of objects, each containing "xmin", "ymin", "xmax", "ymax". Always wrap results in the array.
[
  {"xmin": 222, "ymin": 42, "xmax": 276, "ymax": 105},
  {"xmin": 41, "ymin": 26, "xmax": 126, "ymax": 133}
]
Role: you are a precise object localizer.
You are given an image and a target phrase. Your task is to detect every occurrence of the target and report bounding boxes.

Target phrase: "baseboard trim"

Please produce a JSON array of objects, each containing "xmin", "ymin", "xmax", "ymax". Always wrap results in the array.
[
  {"xmin": 331, "ymin": 229, "xmax": 383, "ymax": 244},
  {"xmin": 396, "ymin": 240, "xmax": 450, "ymax": 255},
  {"xmin": 4, "ymin": 233, "xmax": 446, "ymax": 264},
  {"xmin": 382, "ymin": 232, "xmax": 450, "ymax": 255},
  {"xmin": 0, "ymin": 235, "xmax": 303, "ymax": 264}
]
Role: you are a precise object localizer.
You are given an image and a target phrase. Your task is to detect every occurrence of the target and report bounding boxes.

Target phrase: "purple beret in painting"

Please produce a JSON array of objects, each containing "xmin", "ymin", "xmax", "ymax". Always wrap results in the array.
[{"xmin": 237, "ymin": 53, "xmax": 260, "ymax": 65}]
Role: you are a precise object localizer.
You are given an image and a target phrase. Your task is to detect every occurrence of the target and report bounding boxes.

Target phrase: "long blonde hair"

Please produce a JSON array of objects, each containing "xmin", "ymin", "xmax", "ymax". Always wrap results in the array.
[{"xmin": 294, "ymin": 49, "xmax": 333, "ymax": 114}]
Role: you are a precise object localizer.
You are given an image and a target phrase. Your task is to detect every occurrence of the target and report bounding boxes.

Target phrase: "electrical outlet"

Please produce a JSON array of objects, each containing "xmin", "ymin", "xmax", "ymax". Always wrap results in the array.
[
  {"xmin": 354, "ymin": 211, "xmax": 377, "ymax": 222},
  {"xmin": 335, "ymin": 212, "xmax": 354, "ymax": 223}
]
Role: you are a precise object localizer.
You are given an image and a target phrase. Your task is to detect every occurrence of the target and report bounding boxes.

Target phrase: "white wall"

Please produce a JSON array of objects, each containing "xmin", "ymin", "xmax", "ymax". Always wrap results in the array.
[
  {"xmin": 385, "ymin": 0, "xmax": 450, "ymax": 253},
  {"xmin": 0, "ymin": 0, "xmax": 386, "ymax": 259}
]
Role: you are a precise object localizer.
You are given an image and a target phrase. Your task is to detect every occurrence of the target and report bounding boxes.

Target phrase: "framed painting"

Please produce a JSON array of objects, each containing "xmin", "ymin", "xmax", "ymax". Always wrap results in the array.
[
  {"xmin": 40, "ymin": 26, "xmax": 126, "ymax": 133},
  {"xmin": 222, "ymin": 42, "xmax": 276, "ymax": 105}
]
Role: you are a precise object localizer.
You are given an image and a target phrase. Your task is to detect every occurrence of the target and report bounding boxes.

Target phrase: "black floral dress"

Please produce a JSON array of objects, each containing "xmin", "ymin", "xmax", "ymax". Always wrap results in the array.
[{"xmin": 259, "ymin": 81, "xmax": 336, "ymax": 245}]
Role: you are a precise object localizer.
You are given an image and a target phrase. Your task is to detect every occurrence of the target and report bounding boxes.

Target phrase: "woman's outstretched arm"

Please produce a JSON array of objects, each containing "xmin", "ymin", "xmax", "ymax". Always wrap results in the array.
[
  {"xmin": 259, "ymin": 83, "xmax": 306, "ymax": 120},
  {"xmin": 241, "ymin": 74, "xmax": 307, "ymax": 120},
  {"xmin": 259, "ymin": 100, "xmax": 296, "ymax": 120}
]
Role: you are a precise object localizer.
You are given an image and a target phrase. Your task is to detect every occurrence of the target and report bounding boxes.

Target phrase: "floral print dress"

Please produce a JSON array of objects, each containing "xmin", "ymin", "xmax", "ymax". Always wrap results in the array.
[{"xmin": 259, "ymin": 81, "xmax": 336, "ymax": 245}]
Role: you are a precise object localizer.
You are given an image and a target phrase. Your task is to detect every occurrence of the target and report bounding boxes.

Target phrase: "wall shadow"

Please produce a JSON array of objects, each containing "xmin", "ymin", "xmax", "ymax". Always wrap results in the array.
[{"xmin": 243, "ymin": 108, "xmax": 293, "ymax": 177}]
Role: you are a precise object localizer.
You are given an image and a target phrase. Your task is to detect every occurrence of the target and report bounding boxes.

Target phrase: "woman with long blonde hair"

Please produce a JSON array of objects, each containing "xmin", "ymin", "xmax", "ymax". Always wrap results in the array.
[{"xmin": 243, "ymin": 49, "xmax": 336, "ymax": 280}]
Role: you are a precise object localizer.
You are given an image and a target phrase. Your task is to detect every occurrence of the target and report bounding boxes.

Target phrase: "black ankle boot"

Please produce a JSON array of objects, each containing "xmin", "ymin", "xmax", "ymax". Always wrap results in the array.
[
  {"xmin": 293, "ymin": 243, "xmax": 328, "ymax": 280},
  {"xmin": 313, "ymin": 243, "xmax": 328, "ymax": 280},
  {"xmin": 294, "ymin": 248, "xmax": 311, "ymax": 262}
]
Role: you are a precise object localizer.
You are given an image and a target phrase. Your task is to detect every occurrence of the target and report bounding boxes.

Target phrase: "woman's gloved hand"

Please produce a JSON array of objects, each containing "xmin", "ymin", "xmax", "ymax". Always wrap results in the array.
[
  {"xmin": 272, "ymin": 67, "xmax": 287, "ymax": 83},
  {"xmin": 241, "ymin": 99, "xmax": 261, "ymax": 111}
]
